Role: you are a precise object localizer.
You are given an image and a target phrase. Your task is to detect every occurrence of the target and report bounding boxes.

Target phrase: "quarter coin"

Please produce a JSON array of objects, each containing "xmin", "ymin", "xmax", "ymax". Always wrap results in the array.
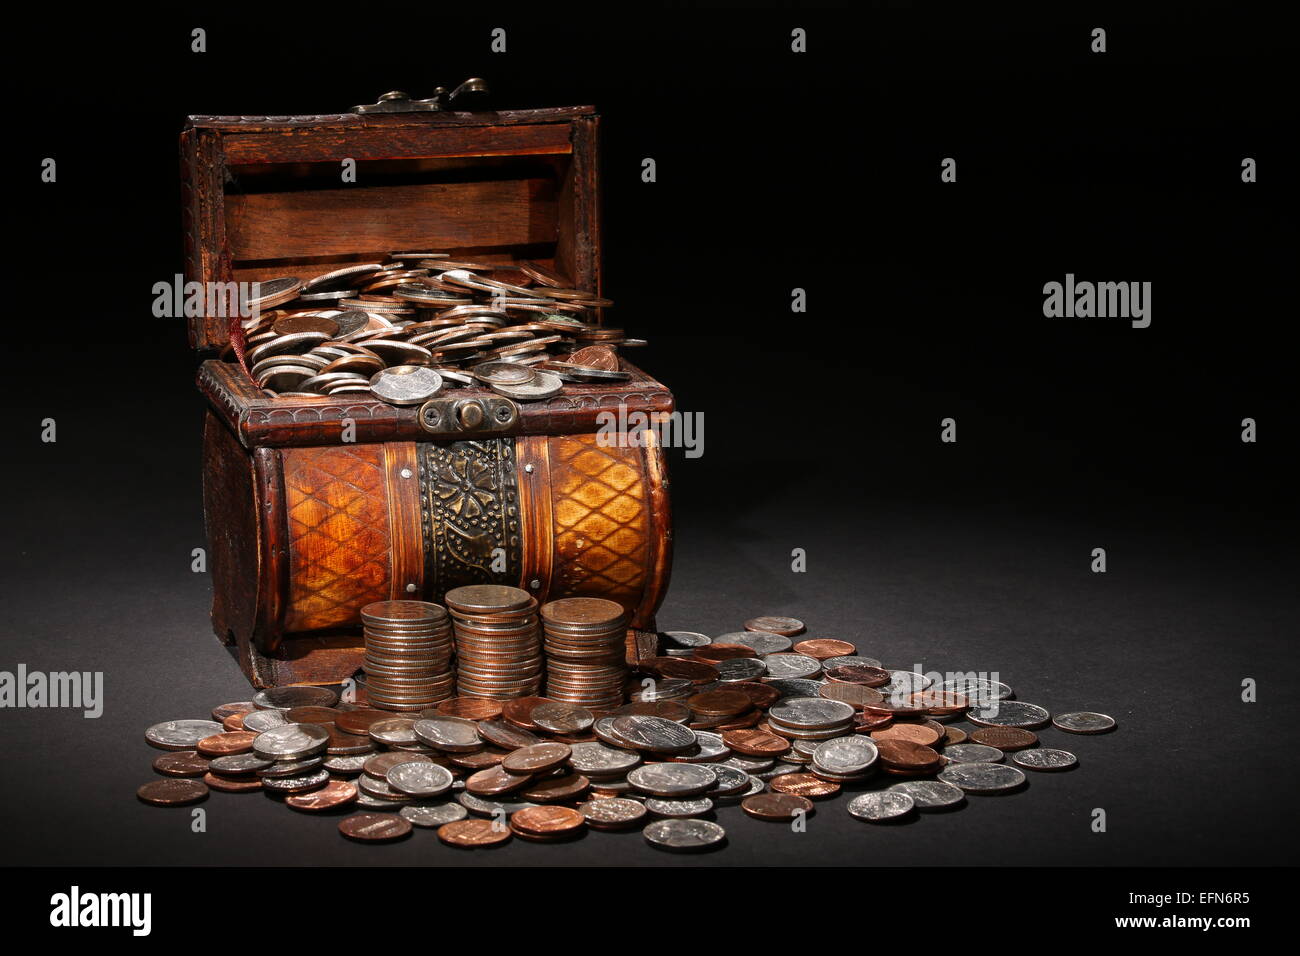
[
  {"xmin": 1052, "ymin": 712, "xmax": 1117, "ymax": 734},
  {"xmin": 642, "ymin": 818, "xmax": 726, "ymax": 852},
  {"xmin": 145, "ymin": 719, "xmax": 225, "ymax": 751},
  {"xmin": 400, "ymin": 803, "xmax": 469, "ymax": 827},
  {"xmin": 1013, "ymin": 748, "xmax": 1078, "ymax": 772},
  {"xmin": 847, "ymin": 791, "xmax": 915, "ymax": 822},
  {"xmin": 942, "ymin": 743, "xmax": 1004, "ymax": 763},
  {"xmin": 888, "ymin": 779, "xmax": 966, "ymax": 810},
  {"xmin": 387, "ymin": 761, "xmax": 455, "ymax": 797},
  {"xmin": 579, "ymin": 798, "xmax": 647, "ymax": 830},
  {"xmin": 966, "ymin": 701, "xmax": 1051, "ymax": 729},
  {"xmin": 938, "ymin": 762, "xmax": 1027, "ymax": 794},
  {"xmin": 744, "ymin": 616, "xmax": 806, "ymax": 636}
]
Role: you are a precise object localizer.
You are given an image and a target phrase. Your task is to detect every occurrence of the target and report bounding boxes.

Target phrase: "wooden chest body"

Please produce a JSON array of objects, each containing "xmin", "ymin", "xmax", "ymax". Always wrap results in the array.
[{"xmin": 183, "ymin": 102, "xmax": 672, "ymax": 688}]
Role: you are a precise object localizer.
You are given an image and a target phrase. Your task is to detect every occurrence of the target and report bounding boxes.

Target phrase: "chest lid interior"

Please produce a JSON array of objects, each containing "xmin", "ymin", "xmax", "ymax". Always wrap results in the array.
[{"xmin": 181, "ymin": 101, "xmax": 601, "ymax": 350}]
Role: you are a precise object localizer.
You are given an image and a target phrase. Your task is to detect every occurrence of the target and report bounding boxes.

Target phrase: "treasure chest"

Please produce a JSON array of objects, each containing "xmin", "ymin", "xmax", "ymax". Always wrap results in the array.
[{"xmin": 183, "ymin": 92, "xmax": 673, "ymax": 689}]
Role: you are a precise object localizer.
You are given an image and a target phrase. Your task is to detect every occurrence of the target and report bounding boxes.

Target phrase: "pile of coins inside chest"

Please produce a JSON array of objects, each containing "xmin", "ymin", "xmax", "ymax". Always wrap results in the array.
[
  {"xmin": 236, "ymin": 254, "xmax": 643, "ymax": 405},
  {"xmin": 139, "ymin": 614, "xmax": 1116, "ymax": 852}
]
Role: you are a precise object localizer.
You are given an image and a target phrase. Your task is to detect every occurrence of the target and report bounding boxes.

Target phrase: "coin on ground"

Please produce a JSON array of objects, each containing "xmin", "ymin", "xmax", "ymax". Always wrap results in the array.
[
  {"xmin": 387, "ymin": 761, "xmax": 455, "ymax": 798},
  {"xmin": 848, "ymin": 791, "xmax": 915, "ymax": 822},
  {"xmin": 286, "ymin": 780, "xmax": 358, "ymax": 811},
  {"xmin": 870, "ymin": 723, "xmax": 942, "ymax": 747},
  {"xmin": 145, "ymin": 719, "xmax": 225, "ymax": 751},
  {"xmin": 968, "ymin": 727, "xmax": 1038, "ymax": 751},
  {"xmin": 741, "ymin": 792, "xmax": 814, "ymax": 821},
  {"xmin": 1013, "ymin": 748, "xmax": 1078, "ymax": 772},
  {"xmin": 769, "ymin": 772, "xmax": 840, "ymax": 799},
  {"xmin": 579, "ymin": 798, "xmax": 647, "ymax": 830},
  {"xmin": 610, "ymin": 715, "xmax": 697, "ymax": 753},
  {"xmin": 888, "ymin": 779, "xmax": 966, "ymax": 810},
  {"xmin": 628, "ymin": 762, "xmax": 717, "ymax": 797},
  {"xmin": 438, "ymin": 818, "xmax": 512, "ymax": 848},
  {"xmin": 400, "ymin": 803, "xmax": 468, "ymax": 827},
  {"xmin": 203, "ymin": 771, "xmax": 262, "ymax": 793},
  {"xmin": 153, "ymin": 751, "xmax": 210, "ymax": 777},
  {"xmin": 137, "ymin": 779, "xmax": 209, "ymax": 806},
  {"xmin": 938, "ymin": 762, "xmax": 1027, "ymax": 794},
  {"xmin": 338, "ymin": 812, "xmax": 412, "ymax": 842},
  {"xmin": 530, "ymin": 701, "xmax": 594, "ymax": 734},
  {"xmin": 744, "ymin": 616, "xmax": 806, "ymax": 636},
  {"xmin": 943, "ymin": 743, "xmax": 1004, "ymax": 764},
  {"xmin": 966, "ymin": 701, "xmax": 1050, "ymax": 729},
  {"xmin": 1052, "ymin": 712, "xmax": 1116, "ymax": 734},
  {"xmin": 196, "ymin": 731, "xmax": 257, "ymax": 757},
  {"xmin": 642, "ymin": 818, "xmax": 726, "ymax": 852},
  {"xmin": 511, "ymin": 805, "xmax": 585, "ymax": 838}
]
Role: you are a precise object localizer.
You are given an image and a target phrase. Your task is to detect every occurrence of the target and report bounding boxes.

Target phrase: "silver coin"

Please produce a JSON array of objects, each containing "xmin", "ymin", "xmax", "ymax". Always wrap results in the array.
[
  {"xmin": 369, "ymin": 365, "xmax": 444, "ymax": 405},
  {"xmin": 938, "ymin": 676, "xmax": 1013, "ymax": 703},
  {"xmin": 755, "ymin": 762, "xmax": 804, "ymax": 781},
  {"xmin": 768, "ymin": 697, "xmax": 855, "ymax": 729},
  {"xmin": 675, "ymin": 731, "xmax": 731, "ymax": 764},
  {"xmin": 241, "ymin": 710, "xmax": 290, "ymax": 734},
  {"xmin": 144, "ymin": 720, "xmax": 225, "ymax": 751},
  {"xmin": 1013, "ymin": 748, "xmax": 1078, "ymax": 772},
  {"xmin": 456, "ymin": 790, "xmax": 539, "ymax": 817},
  {"xmin": 413, "ymin": 717, "xmax": 485, "ymax": 752},
  {"xmin": 261, "ymin": 768, "xmax": 330, "ymax": 793},
  {"xmin": 567, "ymin": 742, "xmax": 641, "ymax": 776},
  {"xmin": 257, "ymin": 756, "xmax": 325, "ymax": 778},
  {"xmin": 660, "ymin": 631, "xmax": 711, "ymax": 651},
  {"xmin": 881, "ymin": 670, "xmax": 934, "ymax": 696},
  {"xmin": 722, "ymin": 755, "xmax": 775, "ymax": 773},
  {"xmin": 367, "ymin": 718, "xmax": 420, "ymax": 747},
  {"xmin": 938, "ymin": 762, "xmax": 1027, "ymax": 794},
  {"xmin": 888, "ymin": 779, "xmax": 966, "ymax": 810},
  {"xmin": 490, "ymin": 370, "xmax": 563, "ymax": 401},
  {"xmin": 579, "ymin": 798, "xmax": 647, "ymax": 828},
  {"xmin": 704, "ymin": 764, "xmax": 753, "ymax": 797},
  {"xmin": 710, "ymin": 657, "xmax": 765, "ymax": 682},
  {"xmin": 357, "ymin": 774, "xmax": 414, "ymax": 801},
  {"xmin": 761, "ymin": 653, "xmax": 822, "ymax": 680},
  {"xmin": 252, "ymin": 686, "xmax": 339, "ymax": 711},
  {"xmin": 642, "ymin": 818, "xmax": 726, "ymax": 852},
  {"xmin": 848, "ymin": 791, "xmax": 915, "ymax": 822},
  {"xmin": 943, "ymin": 744, "xmax": 1004, "ymax": 764},
  {"xmin": 644, "ymin": 797, "xmax": 714, "ymax": 818},
  {"xmin": 400, "ymin": 802, "xmax": 468, "ymax": 827},
  {"xmin": 820, "ymin": 655, "xmax": 883, "ymax": 669},
  {"xmin": 627, "ymin": 762, "xmax": 718, "ymax": 797},
  {"xmin": 812, "ymin": 736, "xmax": 879, "ymax": 775},
  {"xmin": 765, "ymin": 679, "xmax": 825, "ymax": 700},
  {"xmin": 610, "ymin": 715, "xmax": 698, "ymax": 753},
  {"xmin": 967, "ymin": 700, "xmax": 1051, "ymax": 729},
  {"xmin": 1052, "ymin": 712, "xmax": 1116, "ymax": 735},
  {"xmin": 252, "ymin": 723, "xmax": 330, "ymax": 760},
  {"xmin": 208, "ymin": 753, "xmax": 273, "ymax": 774},
  {"xmin": 715, "ymin": 630, "xmax": 791, "ymax": 655},
  {"xmin": 531, "ymin": 701, "xmax": 594, "ymax": 734},
  {"xmin": 386, "ymin": 761, "xmax": 455, "ymax": 797},
  {"xmin": 354, "ymin": 790, "xmax": 408, "ymax": 811},
  {"xmin": 323, "ymin": 754, "xmax": 370, "ymax": 774},
  {"xmin": 629, "ymin": 679, "xmax": 694, "ymax": 702}
]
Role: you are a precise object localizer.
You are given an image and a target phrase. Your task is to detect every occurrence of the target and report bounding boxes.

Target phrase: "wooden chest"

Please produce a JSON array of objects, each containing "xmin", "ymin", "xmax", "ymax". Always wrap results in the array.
[{"xmin": 182, "ymin": 98, "xmax": 673, "ymax": 689}]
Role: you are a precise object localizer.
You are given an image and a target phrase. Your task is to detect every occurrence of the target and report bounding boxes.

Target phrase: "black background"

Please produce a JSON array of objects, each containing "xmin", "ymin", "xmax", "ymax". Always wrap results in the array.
[{"xmin": 2, "ymin": 0, "xmax": 1296, "ymax": 904}]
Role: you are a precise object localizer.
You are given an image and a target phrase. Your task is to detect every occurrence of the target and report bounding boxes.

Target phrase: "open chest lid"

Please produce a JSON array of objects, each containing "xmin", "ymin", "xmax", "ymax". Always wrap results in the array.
[{"xmin": 181, "ymin": 91, "xmax": 602, "ymax": 351}]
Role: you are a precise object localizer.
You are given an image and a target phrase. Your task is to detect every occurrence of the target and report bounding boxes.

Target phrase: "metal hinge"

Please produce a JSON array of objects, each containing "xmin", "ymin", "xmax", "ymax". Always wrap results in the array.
[{"xmin": 350, "ymin": 80, "xmax": 490, "ymax": 114}]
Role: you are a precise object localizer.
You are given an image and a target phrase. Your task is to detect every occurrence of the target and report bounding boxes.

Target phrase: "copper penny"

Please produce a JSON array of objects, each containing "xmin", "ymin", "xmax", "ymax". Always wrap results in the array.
[
  {"xmin": 520, "ymin": 773, "xmax": 591, "ymax": 804},
  {"xmin": 854, "ymin": 713, "xmax": 894, "ymax": 732},
  {"xmin": 870, "ymin": 723, "xmax": 943, "ymax": 747},
  {"xmin": 336, "ymin": 709, "xmax": 401, "ymax": 736},
  {"xmin": 511, "ymin": 805, "xmax": 586, "ymax": 837},
  {"xmin": 196, "ymin": 732, "xmax": 257, "ymax": 757},
  {"xmin": 466, "ymin": 765, "xmax": 534, "ymax": 796},
  {"xmin": 943, "ymin": 726, "xmax": 968, "ymax": 746},
  {"xmin": 713, "ymin": 709, "xmax": 763, "ymax": 731},
  {"xmin": 477, "ymin": 719, "xmax": 540, "ymax": 750},
  {"xmin": 137, "ymin": 779, "xmax": 209, "ymax": 807},
  {"xmin": 609, "ymin": 701, "xmax": 693, "ymax": 722},
  {"xmin": 743, "ymin": 616, "xmax": 806, "ymax": 637},
  {"xmin": 436, "ymin": 697, "xmax": 504, "ymax": 721},
  {"xmin": 818, "ymin": 682, "xmax": 883, "ymax": 710},
  {"xmin": 722, "ymin": 729, "xmax": 791, "ymax": 756},
  {"xmin": 639, "ymin": 658, "xmax": 719, "ymax": 684},
  {"xmin": 908, "ymin": 691, "xmax": 970, "ymax": 716},
  {"xmin": 153, "ymin": 751, "xmax": 210, "ymax": 778},
  {"xmin": 326, "ymin": 725, "xmax": 374, "ymax": 754},
  {"xmin": 450, "ymin": 748, "xmax": 508, "ymax": 770},
  {"xmin": 875, "ymin": 739, "xmax": 942, "ymax": 770},
  {"xmin": 769, "ymin": 772, "xmax": 840, "ymax": 799},
  {"xmin": 438, "ymin": 818, "xmax": 512, "ymax": 847},
  {"xmin": 567, "ymin": 345, "xmax": 620, "ymax": 371},
  {"xmin": 501, "ymin": 742, "xmax": 572, "ymax": 774},
  {"xmin": 686, "ymin": 689, "xmax": 753, "ymax": 717},
  {"xmin": 501, "ymin": 696, "xmax": 555, "ymax": 730},
  {"xmin": 338, "ymin": 812, "xmax": 412, "ymax": 842},
  {"xmin": 741, "ymin": 792, "xmax": 815, "ymax": 821},
  {"xmin": 286, "ymin": 780, "xmax": 358, "ymax": 811},
  {"xmin": 728, "ymin": 682, "xmax": 782, "ymax": 709},
  {"xmin": 689, "ymin": 644, "xmax": 758, "ymax": 663},
  {"xmin": 221, "ymin": 714, "xmax": 246, "ymax": 731},
  {"xmin": 826, "ymin": 665, "xmax": 891, "ymax": 687},
  {"xmin": 286, "ymin": 706, "xmax": 344, "ymax": 724},
  {"xmin": 969, "ymin": 727, "xmax": 1038, "ymax": 751},
  {"xmin": 203, "ymin": 771, "xmax": 262, "ymax": 793},
  {"xmin": 793, "ymin": 639, "xmax": 856, "ymax": 660}
]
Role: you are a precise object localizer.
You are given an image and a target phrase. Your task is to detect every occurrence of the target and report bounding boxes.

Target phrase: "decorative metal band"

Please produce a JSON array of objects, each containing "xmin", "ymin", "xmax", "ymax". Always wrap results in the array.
[{"xmin": 418, "ymin": 439, "xmax": 522, "ymax": 597}]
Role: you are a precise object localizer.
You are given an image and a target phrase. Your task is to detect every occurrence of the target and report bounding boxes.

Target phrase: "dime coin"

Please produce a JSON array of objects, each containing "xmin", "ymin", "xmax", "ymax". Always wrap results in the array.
[
  {"xmin": 645, "ymin": 797, "xmax": 714, "ymax": 818},
  {"xmin": 338, "ymin": 812, "xmax": 412, "ymax": 843},
  {"xmin": 152, "ymin": 751, "xmax": 210, "ymax": 777},
  {"xmin": 137, "ymin": 779, "xmax": 209, "ymax": 807},
  {"xmin": 258, "ymin": 756, "xmax": 325, "ymax": 778},
  {"xmin": 323, "ymin": 754, "xmax": 369, "ymax": 774},
  {"xmin": 252, "ymin": 723, "xmax": 330, "ymax": 760},
  {"xmin": 456, "ymin": 791, "xmax": 539, "ymax": 818},
  {"xmin": 579, "ymin": 798, "xmax": 647, "ymax": 830},
  {"xmin": 943, "ymin": 744, "xmax": 1004, "ymax": 764},
  {"xmin": 438, "ymin": 818, "xmax": 512, "ymax": 848},
  {"xmin": 660, "ymin": 631, "xmax": 711, "ymax": 651},
  {"xmin": 968, "ymin": 726, "xmax": 1038, "ymax": 751},
  {"xmin": 642, "ymin": 818, "xmax": 726, "ymax": 852},
  {"xmin": 1052, "ymin": 712, "xmax": 1117, "ymax": 735},
  {"xmin": 848, "ymin": 791, "xmax": 915, "ymax": 822},
  {"xmin": 285, "ymin": 780, "xmax": 358, "ymax": 811},
  {"xmin": 744, "ymin": 616, "xmax": 806, "ymax": 637},
  {"xmin": 888, "ymin": 779, "xmax": 966, "ymax": 810},
  {"xmin": 1012, "ymin": 748, "xmax": 1078, "ymax": 772},
  {"xmin": 761, "ymin": 654, "xmax": 822, "ymax": 680},
  {"xmin": 938, "ymin": 677, "xmax": 1013, "ymax": 702},
  {"xmin": 252, "ymin": 686, "xmax": 339, "ymax": 711},
  {"xmin": 812, "ymin": 736, "xmax": 879, "ymax": 775},
  {"xmin": 261, "ymin": 769, "xmax": 331, "ymax": 793},
  {"xmin": 966, "ymin": 701, "xmax": 1051, "ymax": 729},
  {"xmin": 208, "ymin": 753, "xmax": 272, "ymax": 774},
  {"xmin": 242, "ymin": 710, "xmax": 290, "ymax": 734},
  {"xmin": 717, "ymin": 631, "xmax": 791, "ymax": 655},
  {"xmin": 627, "ymin": 762, "xmax": 717, "ymax": 797},
  {"xmin": 741, "ymin": 792, "xmax": 814, "ymax": 821},
  {"xmin": 938, "ymin": 762, "xmax": 1027, "ymax": 794},
  {"xmin": 567, "ymin": 742, "xmax": 641, "ymax": 776},
  {"xmin": 400, "ymin": 802, "xmax": 469, "ymax": 827},
  {"xmin": 145, "ymin": 719, "xmax": 225, "ymax": 751},
  {"xmin": 386, "ymin": 761, "xmax": 455, "ymax": 797}
]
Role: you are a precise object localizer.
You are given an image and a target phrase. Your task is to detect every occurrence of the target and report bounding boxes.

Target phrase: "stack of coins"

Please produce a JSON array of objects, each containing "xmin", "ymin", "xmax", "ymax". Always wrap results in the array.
[
  {"xmin": 360, "ymin": 601, "xmax": 455, "ymax": 711},
  {"xmin": 540, "ymin": 597, "xmax": 629, "ymax": 710},
  {"xmin": 444, "ymin": 585, "xmax": 542, "ymax": 700}
]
